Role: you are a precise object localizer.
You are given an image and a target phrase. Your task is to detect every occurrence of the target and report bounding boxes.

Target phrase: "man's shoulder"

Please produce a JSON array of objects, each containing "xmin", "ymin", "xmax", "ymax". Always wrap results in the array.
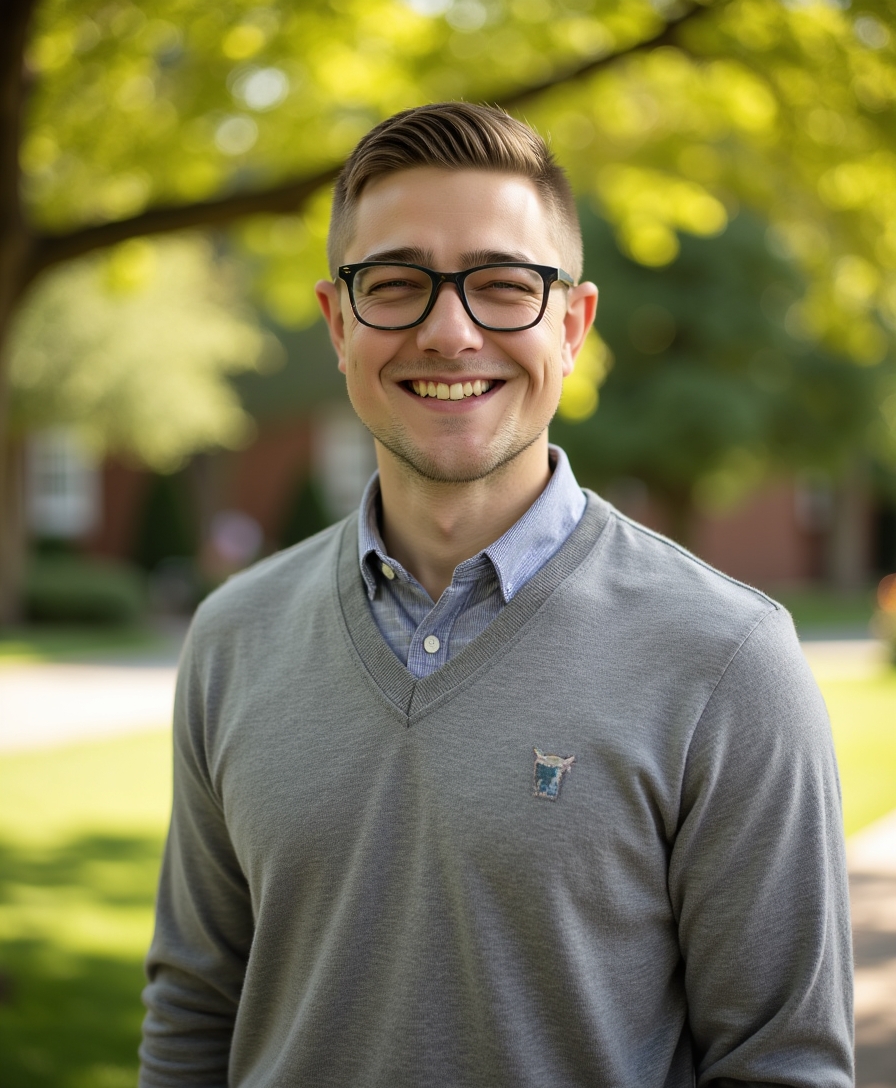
[{"xmin": 579, "ymin": 492, "xmax": 788, "ymax": 652}]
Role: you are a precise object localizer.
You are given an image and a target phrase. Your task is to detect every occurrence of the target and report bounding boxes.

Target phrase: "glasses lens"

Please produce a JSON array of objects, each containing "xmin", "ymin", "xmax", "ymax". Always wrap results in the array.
[
  {"xmin": 352, "ymin": 265, "xmax": 432, "ymax": 327},
  {"xmin": 463, "ymin": 265, "xmax": 547, "ymax": 329}
]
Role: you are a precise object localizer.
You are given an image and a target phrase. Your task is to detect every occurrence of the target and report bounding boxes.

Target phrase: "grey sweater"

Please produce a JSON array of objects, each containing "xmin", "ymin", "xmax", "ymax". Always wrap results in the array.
[{"xmin": 140, "ymin": 493, "xmax": 853, "ymax": 1087}]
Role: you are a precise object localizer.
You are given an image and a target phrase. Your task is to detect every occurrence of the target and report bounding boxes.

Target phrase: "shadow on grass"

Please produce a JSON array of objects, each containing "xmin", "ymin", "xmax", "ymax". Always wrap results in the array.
[{"xmin": 0, "ymin": 833, "xmax": 164, "ymax": 1088}]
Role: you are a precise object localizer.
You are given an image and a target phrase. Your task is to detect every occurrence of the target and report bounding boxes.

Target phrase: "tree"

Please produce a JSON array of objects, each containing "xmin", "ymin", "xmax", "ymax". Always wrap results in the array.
[
  {"xmin": 9, "ymin": 235, "xmax": 266, "ymax": 470},
  {"xmin": 3, "ymin": 0, "xmax": 896, "ymax": 616}
]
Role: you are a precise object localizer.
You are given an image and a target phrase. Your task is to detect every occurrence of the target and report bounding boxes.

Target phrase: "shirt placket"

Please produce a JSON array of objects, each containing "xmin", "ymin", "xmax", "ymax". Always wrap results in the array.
[{"xmin": 407, "ymin": 582, "xmax": 461, "ymax": 677}]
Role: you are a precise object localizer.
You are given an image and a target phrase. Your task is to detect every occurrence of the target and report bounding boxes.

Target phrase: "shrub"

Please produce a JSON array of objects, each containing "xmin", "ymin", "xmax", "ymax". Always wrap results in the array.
[{"xmin": 25, "ymin": 554, "xmax": 146, "ymax": 625}]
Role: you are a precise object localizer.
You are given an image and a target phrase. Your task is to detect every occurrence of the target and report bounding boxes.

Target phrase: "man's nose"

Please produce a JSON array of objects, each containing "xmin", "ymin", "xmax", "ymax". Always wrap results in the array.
[{"xmin": 415, "ymin": 283, "xmax": 484, "ymax": 357}]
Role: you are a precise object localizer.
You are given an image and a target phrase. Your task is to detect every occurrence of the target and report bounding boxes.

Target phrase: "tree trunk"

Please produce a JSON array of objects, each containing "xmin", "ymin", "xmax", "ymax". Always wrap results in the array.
[
  {"xmin": 0, "ymin": 433, "xmax": 26, "ymax": 625},
  {"xmin": 0, "ymin": 271, "xmax": 34, "ymax": 628},
  {"xmin": 0, "ymin": 0, "xmax": 38, "ymax": 624}
]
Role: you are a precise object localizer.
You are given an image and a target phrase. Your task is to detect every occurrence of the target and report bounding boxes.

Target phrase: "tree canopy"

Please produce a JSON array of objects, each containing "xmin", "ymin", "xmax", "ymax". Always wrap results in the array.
[
  {"xmin": 4, "ymin": 0, "xmax": 896, "ymax": 613},
  {"xmin": 553, "ymin": 207, "xmax": 887, "ymax": 539},
  {"xmin": 15, "ymin": 0, "xmax": 896, "ymax": 358}
]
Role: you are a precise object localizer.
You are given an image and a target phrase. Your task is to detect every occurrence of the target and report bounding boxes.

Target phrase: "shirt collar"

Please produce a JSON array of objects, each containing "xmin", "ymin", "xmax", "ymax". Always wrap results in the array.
[{"xmin": 358, "ymin": 445, "xmax": 584, "ymax": 602}]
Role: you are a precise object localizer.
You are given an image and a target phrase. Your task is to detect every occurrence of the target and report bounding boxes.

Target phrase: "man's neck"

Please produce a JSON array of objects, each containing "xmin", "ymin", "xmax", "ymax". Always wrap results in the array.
[{"xmin": 376, "ymin": 437, "xmax": 552, "ymax": 602}]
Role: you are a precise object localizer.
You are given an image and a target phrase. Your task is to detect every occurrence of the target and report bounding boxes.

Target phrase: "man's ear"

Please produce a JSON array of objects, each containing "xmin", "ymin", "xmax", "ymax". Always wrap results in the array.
[
  {"xmin": 315, "ymin": 280, "xmax": 348, "ymax": 374},
  {"xmin": 561, "ymin": 282, "xmax": 599, "ymax": 377}
]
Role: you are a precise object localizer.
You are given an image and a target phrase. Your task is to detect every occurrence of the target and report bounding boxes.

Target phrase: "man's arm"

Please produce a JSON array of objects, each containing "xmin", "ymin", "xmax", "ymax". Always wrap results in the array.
[
  {"xmin": 139, "ymin": 625, "xmax": 254, "ymax": 1087},
  {"xmin": 670, "ymin": 606, "xmax": 853, "ymax": 1086}
]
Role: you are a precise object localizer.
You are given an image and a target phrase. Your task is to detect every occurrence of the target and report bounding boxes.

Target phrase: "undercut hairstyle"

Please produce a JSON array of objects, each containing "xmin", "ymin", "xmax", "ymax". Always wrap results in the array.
[{"xmin": 327, "ymin": 102, "xmax": 584, "ymax": 281}]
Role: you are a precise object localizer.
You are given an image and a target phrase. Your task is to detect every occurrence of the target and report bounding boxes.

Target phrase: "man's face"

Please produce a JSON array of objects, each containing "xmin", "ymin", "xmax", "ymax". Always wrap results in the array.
[{"xmin": 316, "ymin": 167, "xmax": 596, "ymax": 485}]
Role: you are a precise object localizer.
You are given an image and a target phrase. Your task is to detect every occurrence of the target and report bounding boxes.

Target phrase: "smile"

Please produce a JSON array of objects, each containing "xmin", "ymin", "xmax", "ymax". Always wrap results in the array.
[{"xmin": 408, "ymin": 379, "xmax": 496, "ymax": 400}]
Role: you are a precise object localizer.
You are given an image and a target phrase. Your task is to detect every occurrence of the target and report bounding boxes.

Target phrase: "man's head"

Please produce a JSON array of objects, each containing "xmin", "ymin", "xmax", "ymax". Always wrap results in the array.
[
  {"xmin": 327, "ymin": 102, "xmax": 583, "ymax": 282},
  {"xmin": 316, "ymin": 103, "xmax": 597, "ymax": 489}
]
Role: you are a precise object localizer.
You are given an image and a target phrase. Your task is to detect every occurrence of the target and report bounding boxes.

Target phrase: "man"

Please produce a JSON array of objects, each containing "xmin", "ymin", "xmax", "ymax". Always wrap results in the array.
[{"xmin": 140, "ymin": 103, "xmax": 853, "ymax": 1086}]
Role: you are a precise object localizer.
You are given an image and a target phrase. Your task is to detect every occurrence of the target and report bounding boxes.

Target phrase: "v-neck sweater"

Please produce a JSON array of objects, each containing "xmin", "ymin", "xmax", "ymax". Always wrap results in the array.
[{"xmin": 140, "ymin": 492, "xmax": 853, "ymax": 1088}]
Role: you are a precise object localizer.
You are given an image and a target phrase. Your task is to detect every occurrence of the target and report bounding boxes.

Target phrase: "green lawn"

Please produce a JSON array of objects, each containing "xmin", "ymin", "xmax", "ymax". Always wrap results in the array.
[
  {"xmin": 819, "ymin": 670, "xmax": 896, "ymax": 836},
  {"xmin": 0, "ymin": 666, "xmax": 894, "ymax": 1086},
  {"xmin": 0, "ymin": 732, "xmax": 171, "ymax": 1088}
]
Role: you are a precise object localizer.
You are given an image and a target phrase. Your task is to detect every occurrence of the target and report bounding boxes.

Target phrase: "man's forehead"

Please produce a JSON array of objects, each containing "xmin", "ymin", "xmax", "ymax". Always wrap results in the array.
[
  {"xmin": 356, "ymin": 243, "xmax": 536, "ymax": 266},
  {"xmin": 345, "ymin": 167, "xmax": 558, "ymax": 264}
]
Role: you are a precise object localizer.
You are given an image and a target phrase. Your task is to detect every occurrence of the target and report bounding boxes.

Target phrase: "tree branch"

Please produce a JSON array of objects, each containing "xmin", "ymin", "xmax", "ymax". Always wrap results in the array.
[
  {"xmin": 24, "ymin": 162, "xmax": 343, "ymax": 286},
  {"xmin": 23, "ymin": 0, "xmax": 721, "ymax": 286},
  {"xmin": 497, "ymin": 0, "xmax": 719, "ymax": 110}
]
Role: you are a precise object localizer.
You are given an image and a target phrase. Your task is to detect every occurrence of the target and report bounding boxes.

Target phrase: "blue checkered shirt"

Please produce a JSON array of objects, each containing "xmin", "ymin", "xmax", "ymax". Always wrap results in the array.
[{"xmin": 358, "ymin": 445, "xmax": 585, "ymax": 678}]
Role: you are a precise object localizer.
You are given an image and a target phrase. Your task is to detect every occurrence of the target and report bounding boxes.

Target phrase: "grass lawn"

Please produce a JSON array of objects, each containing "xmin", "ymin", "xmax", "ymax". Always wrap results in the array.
[
  {"xmin": 0, "ymin": 731, "xmax": 171, "ymax": 1088},
  {"xmin": 0, "ymin": 665, "xmax": 894, "ymax": 1086},
  {"xmin": 819, "ymin": 670, "xmax": 896, "ymax": 835}
]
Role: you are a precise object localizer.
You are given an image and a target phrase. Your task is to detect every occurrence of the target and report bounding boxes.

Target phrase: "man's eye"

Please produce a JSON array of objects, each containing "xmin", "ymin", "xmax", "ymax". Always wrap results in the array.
[
  {"xmin": 476, "ymin": 278, "xmax": 535, "ymax": 293},
  {"xmin": 365, "ymin": 278, "xmax": 426, "ymax": 294}
]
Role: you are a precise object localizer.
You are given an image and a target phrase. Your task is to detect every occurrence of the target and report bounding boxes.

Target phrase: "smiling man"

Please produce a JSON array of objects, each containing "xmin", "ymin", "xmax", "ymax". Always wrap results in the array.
[{"xmin": 140, "ymin": 104, "xmax": 853, "ymax": 1087}]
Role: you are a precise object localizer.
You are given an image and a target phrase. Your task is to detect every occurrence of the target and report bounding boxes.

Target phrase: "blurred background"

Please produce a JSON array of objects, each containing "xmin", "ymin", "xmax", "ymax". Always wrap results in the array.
[{"xmin": 1, "ymin": 0, "xmax": 895, "ymax": 1084}]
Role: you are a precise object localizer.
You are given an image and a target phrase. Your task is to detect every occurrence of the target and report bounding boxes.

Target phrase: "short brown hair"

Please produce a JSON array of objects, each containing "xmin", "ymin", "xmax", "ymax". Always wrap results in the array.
[{"xmin": 327, "ymin": 102, "xmax": 583, "ymax": 280}]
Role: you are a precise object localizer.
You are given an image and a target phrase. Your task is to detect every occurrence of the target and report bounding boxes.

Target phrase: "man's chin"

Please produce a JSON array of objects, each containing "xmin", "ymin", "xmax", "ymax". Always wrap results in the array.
[{"xmin": 371, "ymin": 429, "xmax": 545, "ymax": 486}]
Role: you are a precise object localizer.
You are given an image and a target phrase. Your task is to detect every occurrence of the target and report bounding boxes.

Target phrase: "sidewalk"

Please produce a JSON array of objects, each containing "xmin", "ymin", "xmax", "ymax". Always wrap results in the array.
[
  {"xmin": 849, "ymin": 809, "xmax": 896, "ymax": 1088},
  {"xmin": 0, "ymin": 657, "xmax": 178, "ymax": 751}
]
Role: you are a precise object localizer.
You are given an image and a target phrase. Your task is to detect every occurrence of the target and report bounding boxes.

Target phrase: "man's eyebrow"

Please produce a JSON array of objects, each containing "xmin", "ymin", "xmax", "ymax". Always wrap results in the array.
[
  {"xmin": 460, "ymin": 249, "xmax": 534, "ymax": 267},
  {"xmin": 361, "ymin": 246, "xmax": 434, "ymax": 265}
]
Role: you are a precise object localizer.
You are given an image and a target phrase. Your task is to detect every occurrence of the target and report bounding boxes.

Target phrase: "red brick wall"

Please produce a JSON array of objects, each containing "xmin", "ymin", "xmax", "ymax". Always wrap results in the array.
[
  {"xmin": 693, "ymin": 482, "xmax": 820, "ymax": 588},
  {"xmin": 86, "ymin": 460, "xmax": 149, "ymax": 560},
  {"xmin": 226, "ymin": 421, "xmax": 313, "ymax": 543},
  {"xmin": 606, "ymin": 481, "xmax": 822, "ymax": 590}
]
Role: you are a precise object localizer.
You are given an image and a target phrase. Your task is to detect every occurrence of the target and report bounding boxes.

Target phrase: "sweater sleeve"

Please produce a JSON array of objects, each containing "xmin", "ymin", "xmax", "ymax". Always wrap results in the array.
[
  {"xmin": 668, "ymin": 606, "xmax": 853, "ymax": 1087},
  {"xmin": 139, "ymin": 625, "xmax": 254, "ymax": 1087}
]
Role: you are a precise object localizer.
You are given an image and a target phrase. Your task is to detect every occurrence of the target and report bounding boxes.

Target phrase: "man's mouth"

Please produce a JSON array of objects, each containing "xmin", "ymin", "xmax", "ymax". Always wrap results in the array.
[{"xmin": 407, "ymin": 379, "xmax": 496, "ymax": 401}]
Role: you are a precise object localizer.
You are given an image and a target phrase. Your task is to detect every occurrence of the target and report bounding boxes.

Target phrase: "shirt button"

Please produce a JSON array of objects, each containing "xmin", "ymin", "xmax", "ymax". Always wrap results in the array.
[
  {"xmin": 380, "ymin": 562, "xmax": 396, "ymax": 580},
  {"xmin": 423, "ymin": 635, "xmax": 441, "ymax": 654}
]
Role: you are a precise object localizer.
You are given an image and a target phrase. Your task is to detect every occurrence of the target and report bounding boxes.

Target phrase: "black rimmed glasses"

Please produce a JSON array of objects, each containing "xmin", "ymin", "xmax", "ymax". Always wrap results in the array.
[{"xmin": 336, "ymin": 262, "xmax": 576, "ymax": 332}]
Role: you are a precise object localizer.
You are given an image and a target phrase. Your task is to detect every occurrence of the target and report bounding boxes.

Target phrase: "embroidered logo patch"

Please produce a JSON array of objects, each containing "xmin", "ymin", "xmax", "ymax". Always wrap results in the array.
[{"xmin": 533, "ymin": 748, "xmax": 575, "ymax": 801}]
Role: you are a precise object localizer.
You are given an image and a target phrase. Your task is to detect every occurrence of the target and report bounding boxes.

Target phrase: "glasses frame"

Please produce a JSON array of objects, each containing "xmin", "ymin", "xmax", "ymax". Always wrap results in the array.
[{"xmin": 336, "ymin": 261, "xmax": 576, "ymax": 332}]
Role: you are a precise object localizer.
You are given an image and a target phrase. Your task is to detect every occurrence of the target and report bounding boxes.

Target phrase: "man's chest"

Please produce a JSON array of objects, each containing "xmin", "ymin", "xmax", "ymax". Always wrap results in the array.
[{"xmin": 207, "ymin": 657, "xmax": 693, "ymax": 937}]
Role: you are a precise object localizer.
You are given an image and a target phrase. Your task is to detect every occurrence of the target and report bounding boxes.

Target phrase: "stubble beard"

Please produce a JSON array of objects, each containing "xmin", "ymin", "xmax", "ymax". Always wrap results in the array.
[
  {"xmin": 360, "ymin": 412, "xmax": 549, "ymax": 486},
  {"xmin": 345, "ymin": 353, "xmax": 558, "ymax": 485}
]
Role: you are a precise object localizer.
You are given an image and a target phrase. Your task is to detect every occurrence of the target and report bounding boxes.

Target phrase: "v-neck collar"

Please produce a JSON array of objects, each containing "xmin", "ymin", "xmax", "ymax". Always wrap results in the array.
[{"xmin": 333, "ymin": 491, "xmax": 612, "ymax": 726}]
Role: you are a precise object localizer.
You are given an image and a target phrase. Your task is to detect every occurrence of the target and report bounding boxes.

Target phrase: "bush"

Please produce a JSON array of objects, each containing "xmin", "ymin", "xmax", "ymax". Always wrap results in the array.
[{"xmin": 25, "ymin": 554, "xmax": 146, "ymax": 625}]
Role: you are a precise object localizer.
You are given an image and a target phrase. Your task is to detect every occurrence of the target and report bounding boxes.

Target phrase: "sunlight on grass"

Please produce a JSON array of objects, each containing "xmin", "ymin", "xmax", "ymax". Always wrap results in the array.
[
  {"xmin": 818, "ymin": 670, "xmax": 896, "ymax": 836},
  {"xmin": 0, "ymin": 730, "xmax": 171, "ymax": 846},
  {"xmin": 0, "ymin": 731, "xmax": 171, "ymax": 1087}
]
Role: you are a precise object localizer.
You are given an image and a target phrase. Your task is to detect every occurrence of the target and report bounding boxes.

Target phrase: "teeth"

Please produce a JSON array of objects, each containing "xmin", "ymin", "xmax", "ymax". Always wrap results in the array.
[{"xmin": 410, "ymin": 380, "xmax": 493, "ymax": 399}]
